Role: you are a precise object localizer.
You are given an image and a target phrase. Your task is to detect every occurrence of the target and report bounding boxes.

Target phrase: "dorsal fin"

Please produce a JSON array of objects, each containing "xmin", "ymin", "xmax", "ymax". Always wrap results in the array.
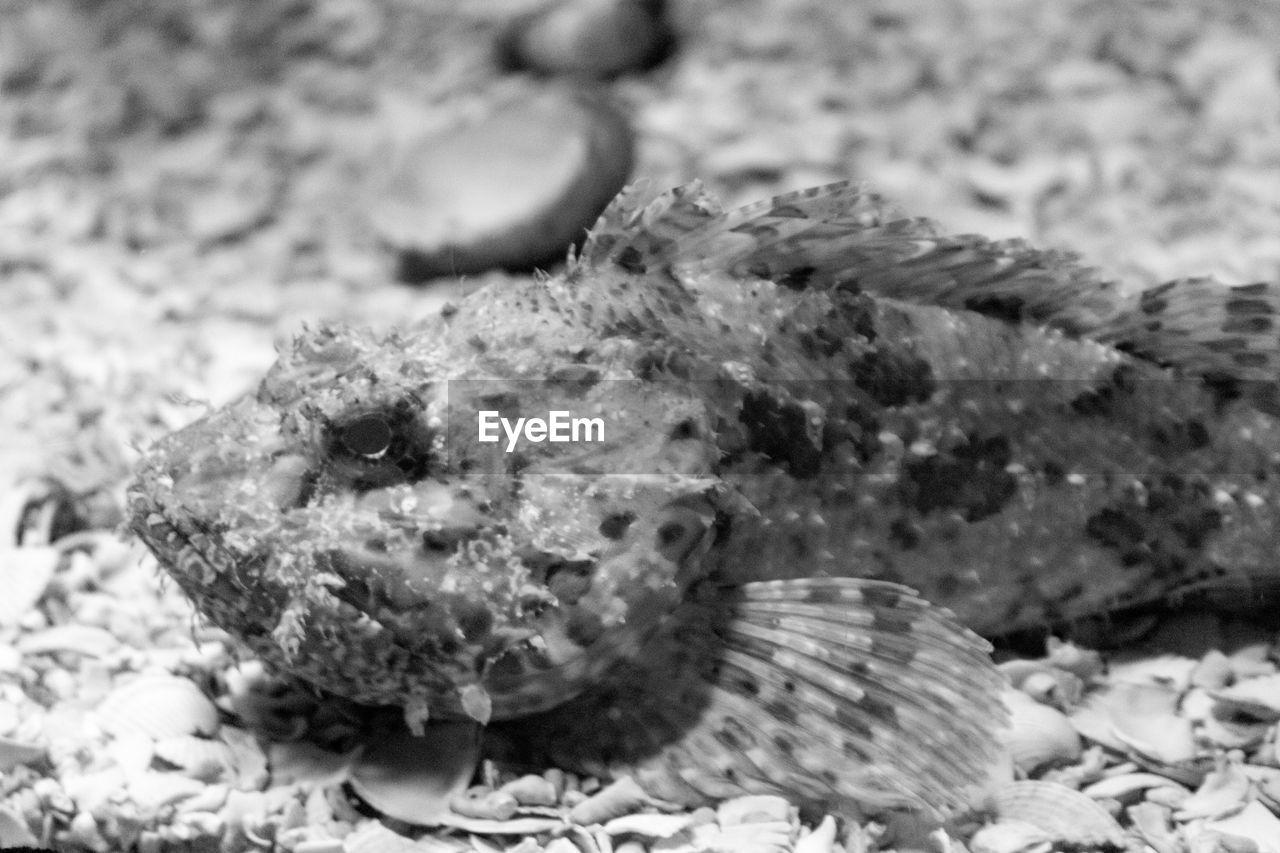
[
  {"xmin": 603, "ymin": 180, "xmax": 1279, "ymax": 407},
  {"xmin": 572, "ymin": 180, "xmax": 724, "ymax": 274}
]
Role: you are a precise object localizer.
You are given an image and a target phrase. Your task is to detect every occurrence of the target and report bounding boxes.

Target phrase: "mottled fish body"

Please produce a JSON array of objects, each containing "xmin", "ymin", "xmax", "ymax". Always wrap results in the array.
[{"xmin": 129, "ymin": 181, "xmax": 1280, "ymax": 813}]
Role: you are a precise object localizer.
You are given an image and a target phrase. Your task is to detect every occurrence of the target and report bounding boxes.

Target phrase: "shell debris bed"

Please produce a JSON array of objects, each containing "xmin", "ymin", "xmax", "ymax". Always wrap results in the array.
[
  {"xmin": 6, "ymin": 483, "xmax": 1280, "ymax": 851},
  {"xmin": 4, "ymin": 0, "xmax": 1280, "ymax": 851}
]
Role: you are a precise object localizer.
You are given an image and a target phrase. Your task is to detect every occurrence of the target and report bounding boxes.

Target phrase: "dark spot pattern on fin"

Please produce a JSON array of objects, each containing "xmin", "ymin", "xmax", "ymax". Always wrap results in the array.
[
  {"xmin": 607, "ymin": 179, "xmax": 1278, "ymax": 411},
  {"xmin": 705, "ymin": 578, "xmax": 1005, "ymax": 813},
  {"xmin": 501, "ymin": 578, "xmax": 1005, "ymax": 815}
]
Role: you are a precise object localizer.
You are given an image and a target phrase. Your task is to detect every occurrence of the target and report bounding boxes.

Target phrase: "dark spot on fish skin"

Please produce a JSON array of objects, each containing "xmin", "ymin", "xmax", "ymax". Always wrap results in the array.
[
  {"xmin": 1068, "ymin": 365, "xmax": 1135, "ymax": 417},
  {"xmin": 829, "ymin": 402, "xmax": 882, "ymax": 463},
  {"xmin": 598, "ymin": 511, "xmax": 635, "ymax": 540},
  {"xmin": 1204, "ymin": 337, "xmax": 1249, "ymax": 353},
  {"xmin": 1148, "ymin": 418, "xmax": 1211, "ymax": 455},
  {"xmin": 777, "ymin": 265, "xmax": 817, "ymax": 290},
  {"xmin": 564, "ymin": 607, "xmax": 605, "ymax": 646},
  {"xmin": 739, "ymin": 391, "xmax": 822, "ymax": 478},
  {"xmin": 1085, "ymin": 474, "xmax": 1222, "ymax": 579},
  {"xmin": 1041, "ymin": 459, "xmax": 1066, "ymax": 485},
  {"xmin": 1222, "ymin": 316, "xmax": 1273, "ymax": 335},
  {"xmin": 842, "ymin": 739, "xmax": 869, "ymax": 759},
  {"xmin": 548, "ymin": 364, "xmax": 602, "ymax": 389},
  {"xmin": 797, "ymin": 326, "xmax": 845, "ymax": 358},
  {"xmin": 1233, "ymin": 351, "xmax": 1270, "ymax": 368},
  {"xmin": 765, "ymin": 698, "xmax": 798, "ymax": 725},
  {"xmin": 547, "ymin": 562, "xmax": 594, "ymax": 605},
  {"xmin": 1140, "ymin": 281, "xmax": 1178, "ymax": 314},
  {"xmin": 714, "ymin": 727, "xmax": 740, "ymax": 751},
  {"xmin": 962, "ymin": 293, "xmax": 1026, "ymax": 324},
  {"xmin": 746, "ymin": 261, "xmax": 773, "ymax": 280},
  {"xmin": 614, "ymin": 246, "xmax": 646, "ymax": 273},
  {"xmin": 888, "ymin": 517, "xmax": 920, "ymax": 549},
  {"xmin": 804, "ymin": 585, "xmax": 840, "ymax": 605},
  {"xmin": 834, "ymin": 291, "xmax": 878, "ymax": 342},
  {"xmin": 1226, "ymin": 296, "xmax": 1274, "ymax": 315},
  {"xmin": 835, "ymin": 695, "xmax": 896, "ymax": 740},
  {"xmin": 1085, "ymin": 507, "xmax": 1147, "ymax": 565},
  {"xmin": 657, "ymin": 520, "xmax": 689, "ymax": 548},
  {"xmin": 669, "ymin": 419, "xmax": 700, "ymax": 440},
  {"xmin": 772, "ymin": 734, "xmax": 795, "ymax": 755},
  {"xmin": 633, "ymin": 346, "xmax": 692, "ymax": 380},
  {"xmin": 901, "ymin": 434, "xmax": 1018, "ymax": 522},
  {"xmin": 767, "ymin": 204, "xmax": 809, "ymax": 219},
  {"xmin": 1233, "ymin": 282, "xmax": 1270, "ymax": 297},
  {"xmin": 849, "ymin": 348, "xmax": 936, "ymax": 407},
  {"xmin": 734, "ymin": 677, "xmax": 760, "ymax": 697},
  {"xmin": 934, "ymin": 573, "xmax": 961, "ymax": 598}
]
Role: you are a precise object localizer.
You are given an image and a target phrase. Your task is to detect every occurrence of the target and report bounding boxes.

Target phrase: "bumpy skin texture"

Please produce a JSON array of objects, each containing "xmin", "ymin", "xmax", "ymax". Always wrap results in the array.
[{"xmin": 130, "ymin": 181, "xmax": 1280, "ymax": 814}]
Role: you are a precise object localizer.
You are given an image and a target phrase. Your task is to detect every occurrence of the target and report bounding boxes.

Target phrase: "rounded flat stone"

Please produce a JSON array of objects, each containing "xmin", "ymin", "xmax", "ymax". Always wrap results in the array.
[
  {"xmin": 371, "ymin": 86, "xmax": 634, "ymax": 282},
  {"xmin": 497, "ymin": 0, "xmax": 675, "ymax": 79}
]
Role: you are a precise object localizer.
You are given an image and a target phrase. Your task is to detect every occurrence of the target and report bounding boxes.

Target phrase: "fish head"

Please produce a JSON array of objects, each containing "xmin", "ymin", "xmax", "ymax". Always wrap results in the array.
[{"xmin": 128, "ymin": 323, "xmax": 732, "ymax": 723}]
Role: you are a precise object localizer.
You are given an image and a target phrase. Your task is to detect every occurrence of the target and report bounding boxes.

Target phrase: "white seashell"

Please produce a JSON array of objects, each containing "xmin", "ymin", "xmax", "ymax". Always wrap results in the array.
[
  {"xmin": 341, "ymin": 821, "xmax": 421, "ymax": 853},
  {"xmin": 989, "ymin": 780, "xmax": 1126, "ymax": 847},
  {"xmin": 969, "ymin": 820, "xmax": 1052, "ymax": 853},
  {"xmin": 792, "ymin": 815, "xmax": 838, "ymax": 853},
  {"xmin": 544, "ymin": 838, "xmax": 583, "ymax": 853},
  {"xmin": 127, "ymin": 771, "xmax": 207, "ymax": 814},
  {"xmin": 97, "ymin": 675, "xmax": 219, "ymax": 740},
  {"xmin": 17, "ymin": 624, "xmax": 119, "ymax": 658},
  {"xmin": 292, "ymin": 840, "xmax": 344, "ymax": 853},
  {"xmin": 1108, "ymin": 654, "xmax": 1198, "ymax": 692},
  {"xmin": 347, "ymin": 723, "xmax": 480, "ymax": 826},
  {"xmin": 1209, "ymin": 673, "xmax": 1280, "ymax": 721},
  {"xmin": 498, "ymin": 773, "xmax": 559, "ymax": 807},
  {"xmin": 1000, "ymin": 689, "xmax": 1082, "ymax": 775},
  {"xmin": 1202, "ymin": 801, "xmax": 1280, "ymax": 853},
  {"xmin": 1174, "ymin": 757, "xmax": 1251, "ymax": 821},
  {"xmin": 0, "ymin": 546, "xmax": 59, "ymax": 627},
  {"xmin": 153, "ymin": 734, "xmax": 235, "ymax": 781},
  {"xmin": 433, "ymin": 814, "xmax": 564, "ymax": 835},
  {"xmin": 1126, "ymin": 801, "xmax": 1178, "ymax": 852},
  {"xmin": 0, "ymin": 803, "xmax": 39, "ymax": 847},
  {"xmin": 602, "ymin": 812, "xmax": 693, "ymax": 838},
  {"xmin": 0, "ymin": 734, "xmax": 44, "ymax": 773},
  {"xmin": 568, "ymin": 777, "xmax": 652, "ymax": 825},
  {"xmin": 1072, "ymin": 680, "xmax": 1201, "ymax": 770},
  {"xmin": 716, "ymin": 795, "xmax": 793, "ymax": 826},
  {"xmin": 1191, "ymin": 650, "xmax": 1234, "ymax": 689},
  {"xmin": 1081, "ymin": 772, "xmax": 1184, "ymax": 802},
  {"xmin": 701, "ymin": 820, "xmax": 794, "ymax": 853}
]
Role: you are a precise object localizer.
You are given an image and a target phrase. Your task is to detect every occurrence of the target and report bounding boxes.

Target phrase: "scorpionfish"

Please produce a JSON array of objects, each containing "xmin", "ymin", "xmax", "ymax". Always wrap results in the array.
[{"xmin": 128, "ymin": 181, "xmax": 1280, "ymax": 815}]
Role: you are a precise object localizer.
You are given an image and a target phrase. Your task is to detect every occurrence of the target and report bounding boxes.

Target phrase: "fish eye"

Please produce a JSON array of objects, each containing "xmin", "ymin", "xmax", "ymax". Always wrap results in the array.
[
  {"xmin": 340, "ymin": 414, "xmax": 393, "ymax": 458},
  {"xmin": 322, "ymin": 398, "xmax": 434, "ymax": 488}
]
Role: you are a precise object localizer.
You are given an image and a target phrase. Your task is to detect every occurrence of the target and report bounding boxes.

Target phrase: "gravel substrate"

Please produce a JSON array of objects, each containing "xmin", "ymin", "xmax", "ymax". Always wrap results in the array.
[{"xmin": 3, "ymin": 0, "xmax": 1280, "ymax": 851}]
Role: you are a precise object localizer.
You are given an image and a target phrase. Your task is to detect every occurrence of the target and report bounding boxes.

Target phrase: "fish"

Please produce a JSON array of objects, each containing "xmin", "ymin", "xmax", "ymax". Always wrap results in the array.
[{"xmin": 127, "ymin": 180, "xmax": 1280, "ymax": 816}]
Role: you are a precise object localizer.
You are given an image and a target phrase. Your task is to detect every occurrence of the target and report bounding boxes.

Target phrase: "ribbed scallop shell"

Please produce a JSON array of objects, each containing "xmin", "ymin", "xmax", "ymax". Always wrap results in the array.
[
  {"xmin": 1209, "ymin": 673, "xmax": 1280, "ymax": 720},
  {"xmin": 1001, "ymin": 690, "xmax": 1082, "ymax": 775},
  {"xmin": 969, "ymin": 819, "xmax": 1052, "ymax": 853},
  {"xmin": 989, "ymin": 780, "xmax": 1126, "ymax": 847},
  {"xmin": 153, "ymin": 734, "xmax": 235, "ymax": 780},
  {"xmin": 97, "ymin": 675, "xmax": 219, "ymax": 740}
]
